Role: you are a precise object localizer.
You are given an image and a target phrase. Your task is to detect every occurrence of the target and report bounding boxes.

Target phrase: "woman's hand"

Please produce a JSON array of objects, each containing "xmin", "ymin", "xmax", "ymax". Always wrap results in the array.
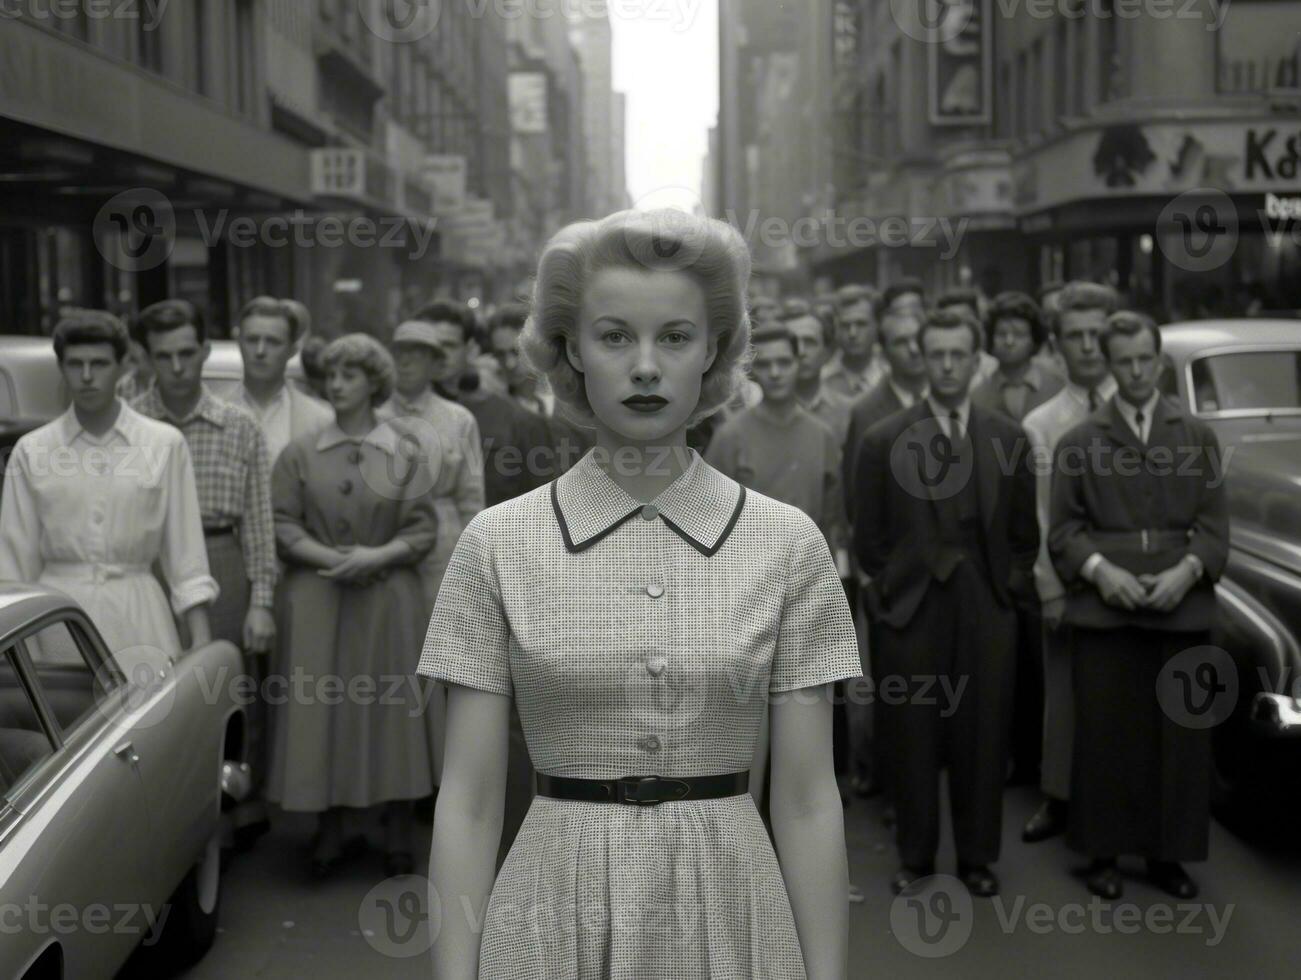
[{"xmin": 319, "ymin": 545, "xmax": 391, "ymax": 582}]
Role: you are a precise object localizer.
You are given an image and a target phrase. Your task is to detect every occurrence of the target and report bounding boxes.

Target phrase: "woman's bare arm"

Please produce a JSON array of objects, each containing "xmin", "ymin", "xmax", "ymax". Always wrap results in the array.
[
  {"xmin": 769, "ymin": 685, "xmax": 849, "ymax": 980},
  {"xmin": 428, "ymin": 683, "xmax": 511, "ymax": 979}
]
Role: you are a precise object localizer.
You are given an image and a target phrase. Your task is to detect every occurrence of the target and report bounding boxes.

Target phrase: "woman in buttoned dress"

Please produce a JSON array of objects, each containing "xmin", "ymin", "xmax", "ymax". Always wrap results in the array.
[
  {"xmin": 422, "ymin": 211, "xmax": 861, "ymax": 979},
  {"xmin": 267, "ymin": 334, "xmax": 437, "ymax": 877}
]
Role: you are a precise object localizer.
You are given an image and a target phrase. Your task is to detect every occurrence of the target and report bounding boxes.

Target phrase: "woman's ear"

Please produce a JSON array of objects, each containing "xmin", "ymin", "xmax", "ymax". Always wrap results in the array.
[
  {"xmin": 564, "ymin": 334, "xmax": 583, "ymax": 375},
  {"xmin": 703, "ymin": 331, "xmax": 720, "ymax": 374}
]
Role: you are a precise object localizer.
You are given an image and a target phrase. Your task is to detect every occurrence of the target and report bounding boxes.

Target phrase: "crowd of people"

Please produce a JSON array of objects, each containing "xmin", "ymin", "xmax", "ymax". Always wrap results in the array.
[{"xmin": 0, "ymin": 265, "xmax": 1227, "ymax": 909}]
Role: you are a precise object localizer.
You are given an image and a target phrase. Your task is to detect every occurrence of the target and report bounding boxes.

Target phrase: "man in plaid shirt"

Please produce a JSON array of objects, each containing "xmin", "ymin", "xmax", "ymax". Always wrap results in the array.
[{"xmin": 131, "ymin": 298, "xmax": 277, "ymax": 845}]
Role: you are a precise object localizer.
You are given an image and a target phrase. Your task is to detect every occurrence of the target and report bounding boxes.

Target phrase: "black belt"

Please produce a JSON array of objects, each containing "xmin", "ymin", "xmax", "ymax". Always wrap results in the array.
[
  {"xmin": 535, "ymin": 771, "xmax": 749, "ymax": 807},
  {"xmin": 204, "ymin": 525, "xmax": 237, "ymax": 537}
]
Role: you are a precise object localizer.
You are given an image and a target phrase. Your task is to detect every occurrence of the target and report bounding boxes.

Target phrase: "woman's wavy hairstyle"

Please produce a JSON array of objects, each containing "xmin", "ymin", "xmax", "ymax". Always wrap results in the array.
[
  {"xmin": 518, "ymin": 208, "xmax": 753, "ymax": 428},
  {"xmin": 321, "ymin": 333, "xmax": 396, "ymax": 407}
]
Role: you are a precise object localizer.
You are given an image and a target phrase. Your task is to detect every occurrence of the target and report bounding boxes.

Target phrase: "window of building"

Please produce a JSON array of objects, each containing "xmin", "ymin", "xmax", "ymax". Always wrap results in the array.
[
  {"xmin": 234, "ymin": 0, "xmax": 256, "ymax": 115},
  {"xmin": 1017, "ymin": 50, "xmax": 1029, "ymax": 139},
  {"xmin": 1097, "ymin": 0, "xmax": 1123, "ymax": 103},
  {"xmin": 1072, "ymin": 17, "xmax": 1087, "ymax": 112},
  {"xmin": 998, "ymin": 60, "xmax": 1012, "ymax": 139},
  {"xmin": 1054, "ymin": 18, "xmax": 1069, "ymax": 119},
  {"xmin": 193, "ymin": 0, "xmax": 208, "ymax": 96},
  {"xmin": 135, "ymin": 9, "xmax": 162, "ymax": 72},
  {"xmin": 1029, "ymin": 39, "xmax": 1044, "ymax": 137}
]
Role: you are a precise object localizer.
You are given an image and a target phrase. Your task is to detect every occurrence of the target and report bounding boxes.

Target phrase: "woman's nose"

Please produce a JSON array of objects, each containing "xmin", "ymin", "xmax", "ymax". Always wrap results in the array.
[{"xmin": 630, "ymin": 345, "xmax": 661, "ymax": 384}]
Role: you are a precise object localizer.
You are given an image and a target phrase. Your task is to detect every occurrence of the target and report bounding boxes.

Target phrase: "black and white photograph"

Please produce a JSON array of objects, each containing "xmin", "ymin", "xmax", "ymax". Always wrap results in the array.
[{"xmin": 0, "ymin": 0, "xmax": 1299, "ymax": 977}]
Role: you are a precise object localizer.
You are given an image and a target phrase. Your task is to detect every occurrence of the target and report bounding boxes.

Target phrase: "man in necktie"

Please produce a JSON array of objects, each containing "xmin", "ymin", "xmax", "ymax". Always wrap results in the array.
[
  {"xmin": 1049, "ymin": 311, "xmax": 1229, "ymax": 901},
  {"xmin": 1019, "ymin": 281, "xmax": 1120, "ymax": 844},
  {"xmin": 854, "ymin": 309, "xmax": 1039, "ymax": 898}
]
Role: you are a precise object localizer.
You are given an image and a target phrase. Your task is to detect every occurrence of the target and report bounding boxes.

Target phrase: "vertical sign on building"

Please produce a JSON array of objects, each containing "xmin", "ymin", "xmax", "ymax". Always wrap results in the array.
[
  {"xmin": 928, "ymin": 0, "xmax": 992, "ymax": 126},
  {"xmin": 509, "ymin": 72, "xmax": 549, "ymax": 135}
]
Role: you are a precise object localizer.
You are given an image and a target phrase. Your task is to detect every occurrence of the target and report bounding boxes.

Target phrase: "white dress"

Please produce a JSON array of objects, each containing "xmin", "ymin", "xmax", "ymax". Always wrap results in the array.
[{"xmin": 0, "ymin": 404, "xmax": 218, "ymax": 667}]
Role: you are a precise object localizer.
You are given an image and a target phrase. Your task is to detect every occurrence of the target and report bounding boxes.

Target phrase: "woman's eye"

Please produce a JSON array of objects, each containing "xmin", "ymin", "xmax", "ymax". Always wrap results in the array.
[
  {"xmin": 603, "ymin": 331, "xmax": 628, "ymax": 345},
  {"xmin": 663, "ymin": 332, "xmax": 689, "ymax": 345}
]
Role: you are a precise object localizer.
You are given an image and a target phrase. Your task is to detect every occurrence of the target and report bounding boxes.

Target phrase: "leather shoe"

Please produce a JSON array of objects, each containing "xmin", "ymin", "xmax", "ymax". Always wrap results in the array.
[
  {"xmin": 1083, "ymin": 863, "xmax": 1123, "ymax": 900},
  {"xmin": 958, "ymin": 864, "xmax": 999, "ymax": 897},
  {"xmin": 1022, "ymin": 798, "xmax": 1068, "ymax": 843},
  {"xmin": 1147, "ymin": 861, "xmax": 1198, "ymax": 900},
  {"xmin": 890, "ymin": 865, "xmax": 935, "ymax": 895}
]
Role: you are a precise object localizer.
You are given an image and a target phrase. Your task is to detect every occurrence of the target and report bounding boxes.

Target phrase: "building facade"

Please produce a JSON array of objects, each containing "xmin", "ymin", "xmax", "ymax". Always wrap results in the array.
[{"xmin": 723, "ymin": 0, "xmax": 1301, "ymax": 315}]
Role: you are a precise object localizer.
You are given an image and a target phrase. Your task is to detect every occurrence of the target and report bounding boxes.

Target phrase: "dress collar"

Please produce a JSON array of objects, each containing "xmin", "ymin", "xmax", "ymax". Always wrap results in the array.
[
  {"xmin": 314, "ymin": 419, "xmax": 401, "ymax": 455},
  {"xmin": 551, "ymin": 447, "xmax": 746, "ymax": 557}
]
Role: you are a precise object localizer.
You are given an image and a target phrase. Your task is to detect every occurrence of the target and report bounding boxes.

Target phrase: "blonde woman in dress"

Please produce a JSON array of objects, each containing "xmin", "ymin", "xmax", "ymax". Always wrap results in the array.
[{"xmin": 422, "ymin": 210, "xmax": 860, "ymax": 979}]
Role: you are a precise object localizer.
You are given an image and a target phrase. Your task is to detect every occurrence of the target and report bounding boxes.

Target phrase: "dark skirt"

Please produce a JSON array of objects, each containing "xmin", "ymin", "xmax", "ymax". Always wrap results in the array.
[{"xmin": 1068, "ymin": 627, "xmax": 1212, "ymax": 861}]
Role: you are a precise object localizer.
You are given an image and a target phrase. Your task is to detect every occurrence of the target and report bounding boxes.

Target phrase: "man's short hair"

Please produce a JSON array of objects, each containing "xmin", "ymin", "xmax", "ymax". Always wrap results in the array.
[
  {"xmin": 1037, "ymin": 279, "xmax": 1066, "ymax": 304},
  {"xmin": 412, "ymin": 300, "xmax": 476, "ymax": 344},
  {"xmin": 935, "ymin": 288, "xmax": 980, "ymax": 319},
  {"xmin": 135, "ymin": 299, "xmax": 207, "ymax": 350},
  {"xmin": 52, "ymin": 308, "xmax": 130, "ymax": 362},
  {"xmin": 833, "ymin": 284, "xmax": 877, "ymax": 316},
  {"xmin": 750, "ymin": 325, "xmax": 799, "ymax": 359},
  {"xmin": 1101, "ymin": 310, "xmax": 1162, "ymax": 360},
  {"xmin": 917, "ymin": 308, "xmax": 981, "ymax": 353},
  {"xmin": 782, "ymin": 308, "xmax": 835, "ymax": 347},
  {"xmin": 985, "ymin": 291, "xmax": 1046, "ymax": 351},
  {"xmin": 487, "ymin": 303, "xmax": 529, "ymax": 334},
  {"xmin": 1056, "ymin": 281, "xmax": 1120, "ymax": 327},
  {"xmin": 238, "ymin": 296, "xmax": 302, "ymax": 342},
  {"xmin": 881, "ymin": 277, "xmax": 926, "ymax": 313}
]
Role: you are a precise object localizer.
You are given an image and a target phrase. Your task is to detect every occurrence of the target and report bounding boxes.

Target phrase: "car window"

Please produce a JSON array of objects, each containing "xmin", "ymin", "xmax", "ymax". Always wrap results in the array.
[
  {"xmin": 1190, "ymin": 351, "xmax": 1301, "ymax": 414},
  {"xmin": 0, "ymin": 646, "xmax": 57, "ymax": 800},
  {"xmin": 24, "ymin": 620, "xmax": 120, "ymax": 736},
  {"xmin": 0, "ymin": 369, "xmax": 16, "ymax": 419}
]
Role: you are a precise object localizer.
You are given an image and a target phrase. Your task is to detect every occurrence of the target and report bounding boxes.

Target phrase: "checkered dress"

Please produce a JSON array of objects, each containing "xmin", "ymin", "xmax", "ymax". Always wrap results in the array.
[{"xmin": 418, "ymin": 448, "xmax": 861, "ymax": 979}]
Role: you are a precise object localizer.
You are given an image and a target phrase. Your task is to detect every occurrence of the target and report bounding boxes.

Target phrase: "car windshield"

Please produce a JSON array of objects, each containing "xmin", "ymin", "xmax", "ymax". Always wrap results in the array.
[{"xmin": 1190, "ymin": 351, "xmax": 1301, "ymax": 414}]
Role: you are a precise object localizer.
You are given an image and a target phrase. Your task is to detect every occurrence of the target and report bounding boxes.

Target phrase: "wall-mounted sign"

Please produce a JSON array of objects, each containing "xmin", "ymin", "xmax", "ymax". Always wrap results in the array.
[
  {"xmin": 928, "ymin": 0, "xmax": 992, "ymax": 127},
  {"xmin": 423, "ymin": 155, "xmax": 467, "ymax": 214},
  {"xmin": 509, "ymin": 72, "xmax": 548, "ymax": 135},
  {"xmin": 311, "ymin": 148, "xmax": 367, "ymax": 198}
]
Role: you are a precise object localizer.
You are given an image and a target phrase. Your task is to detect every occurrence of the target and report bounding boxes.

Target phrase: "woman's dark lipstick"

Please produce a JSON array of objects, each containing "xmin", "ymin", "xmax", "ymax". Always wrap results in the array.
[{"xmin": 622, "ymin": 394, "xmax": 669, "ymax": 414}]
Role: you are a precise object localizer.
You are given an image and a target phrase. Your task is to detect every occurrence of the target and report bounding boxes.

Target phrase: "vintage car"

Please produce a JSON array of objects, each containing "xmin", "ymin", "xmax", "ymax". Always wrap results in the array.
[
  {"xmin": 0, "ymin": 585, "xmax": 250, "ymax": 979},
  {"xmin": 1158, "ymin": 320, "xmax": 1301, "ymax": 827}
]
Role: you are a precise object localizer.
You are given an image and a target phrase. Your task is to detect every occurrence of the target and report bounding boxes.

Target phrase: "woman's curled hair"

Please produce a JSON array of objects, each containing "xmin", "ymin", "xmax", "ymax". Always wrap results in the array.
[
  {"xmin": 519, "ymin": 208, "xmax": 753, "ymax": 427},
  {"xmin": 321, "ymin": 333, "xmax": 396, "ymax": 407}
]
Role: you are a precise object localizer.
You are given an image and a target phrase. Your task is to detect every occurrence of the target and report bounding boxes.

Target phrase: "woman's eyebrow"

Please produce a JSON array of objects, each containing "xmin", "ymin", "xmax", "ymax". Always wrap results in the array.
[{"xmin": 590, "ymin": 316, "xmax": 698, "ymax": 329}]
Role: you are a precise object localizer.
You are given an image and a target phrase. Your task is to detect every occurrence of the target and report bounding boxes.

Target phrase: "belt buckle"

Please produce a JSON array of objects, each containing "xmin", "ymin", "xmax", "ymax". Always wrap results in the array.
[
  {"xmin": 1142, "ymin": 529, "xmax": 1151, "ymax": 553},
  {"xmin": 618, "ymin": 775, "xmax": 663, "ymax": 806}
]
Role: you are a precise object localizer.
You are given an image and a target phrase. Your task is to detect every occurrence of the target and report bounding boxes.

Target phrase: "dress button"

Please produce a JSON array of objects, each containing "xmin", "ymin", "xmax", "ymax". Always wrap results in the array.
[
  {"xmin": 339, "ymin": 479, "xmax": 353, "ymax": 495},
  {"xmin": 348, "ymin": 450, "xmax": 363, "ymax": 465},
  {"xmin": 638, "ymin": 735, "xmax": 662, "ymax": 752},
  {"xmin": 647, "ymin": 656, "xmax": 668, "ymax": 677},
  {"xmin": 640, "ymin": 504, "xmax": 659, "ymax": 521},
  {"xmin": 645, "ymin": 583, "xmax": 664, "ymax": 598}
]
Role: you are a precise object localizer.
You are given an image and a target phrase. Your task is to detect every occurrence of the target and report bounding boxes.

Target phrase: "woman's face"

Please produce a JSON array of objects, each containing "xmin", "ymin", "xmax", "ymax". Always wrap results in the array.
[
  {"xmin": 568, "ymin": 267, "xmax": 716, "ymax": 445},
  {"xmin": 325, "ymin": 362, "xmax": 377, "ymax": 415}
]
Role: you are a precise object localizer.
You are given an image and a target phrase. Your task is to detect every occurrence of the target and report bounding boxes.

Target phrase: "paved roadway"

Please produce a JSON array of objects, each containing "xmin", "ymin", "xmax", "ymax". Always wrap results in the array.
[{"xmin": 123, "ymin": 785, "xmax": 1300, "ymax": 979}]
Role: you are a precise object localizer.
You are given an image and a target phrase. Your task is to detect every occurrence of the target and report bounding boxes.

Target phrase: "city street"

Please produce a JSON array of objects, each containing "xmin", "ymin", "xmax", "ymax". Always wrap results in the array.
[{"xmin": 134, "ymin": 786, "xmax": 1301, "ymax": 980}]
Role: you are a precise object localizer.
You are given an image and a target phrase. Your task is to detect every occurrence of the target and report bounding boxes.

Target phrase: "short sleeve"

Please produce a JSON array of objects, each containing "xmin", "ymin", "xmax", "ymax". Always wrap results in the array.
[
  {"xmin": 769, "ymin": 515, "xmax": 863, "ymax": 694},
  {"xmin": 416, "ymin": 513, "xmax": 512, "ymax": 696}
]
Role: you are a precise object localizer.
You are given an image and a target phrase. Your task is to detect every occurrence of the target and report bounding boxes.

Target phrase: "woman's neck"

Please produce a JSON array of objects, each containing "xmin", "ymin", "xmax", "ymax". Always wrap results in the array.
[
  {"xmin": 336, "ymin": 404, "xmax": 375, "ymax": 436},
  {"xmin": 590, "ymin": 425, "xmax": 693, "ymax": 504}
]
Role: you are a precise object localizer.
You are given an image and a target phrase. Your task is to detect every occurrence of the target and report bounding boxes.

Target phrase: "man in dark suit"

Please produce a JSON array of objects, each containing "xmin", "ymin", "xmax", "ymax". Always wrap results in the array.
[
  {"xmin": 841, "ymin": 307, "xmax": 929, "ymax": 803},
  {"xmin": 854, "ymin": 309, "xmax": 1039, "ymax": 897},
  {"xmin": 1049, "ymin": 311, "xmax": 1229, "ymax": 901},
  {"xmin": 842, "ymin": 308, "xmax": 930, "ymax": 510}
]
